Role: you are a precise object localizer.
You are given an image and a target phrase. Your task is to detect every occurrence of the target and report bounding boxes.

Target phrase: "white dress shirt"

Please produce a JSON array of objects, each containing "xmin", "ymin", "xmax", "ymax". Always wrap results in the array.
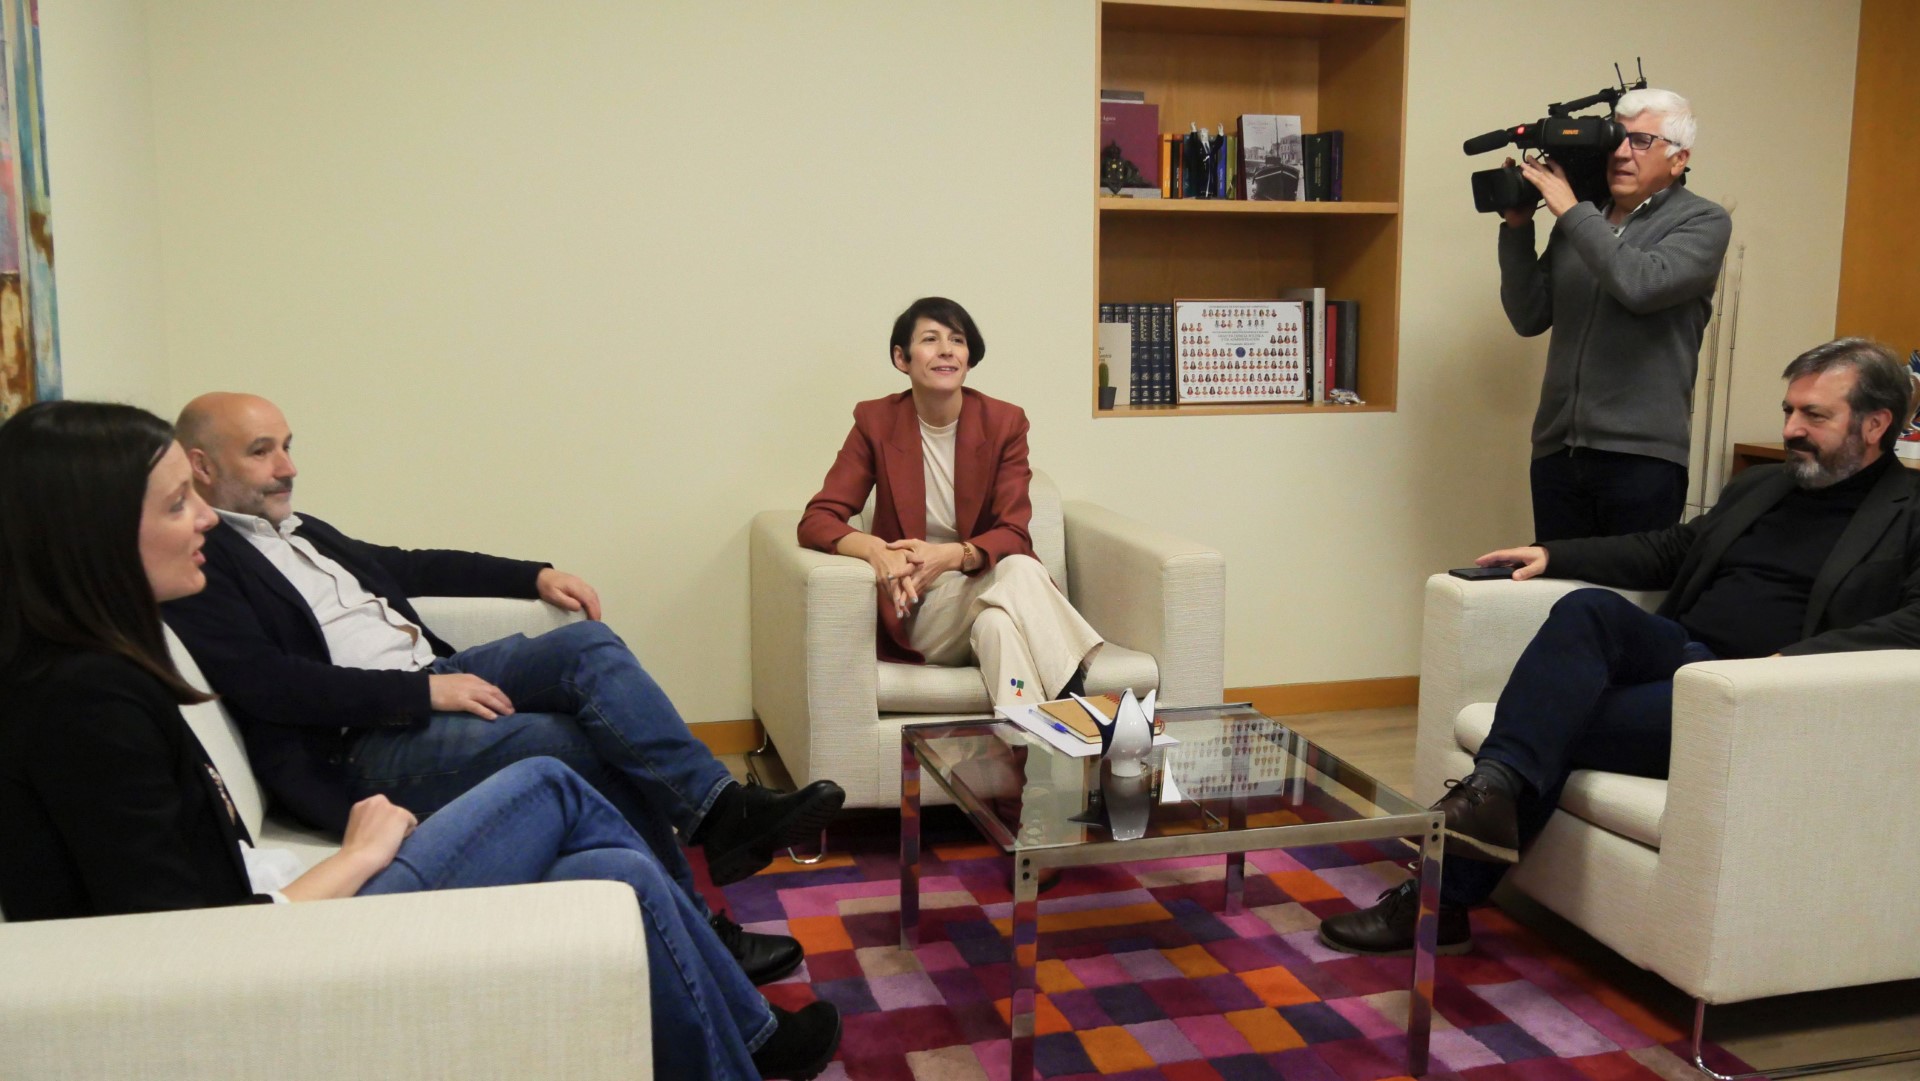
[{"xmin": 217, "ymin": 510, "xmax": 437, "ymax": 672}]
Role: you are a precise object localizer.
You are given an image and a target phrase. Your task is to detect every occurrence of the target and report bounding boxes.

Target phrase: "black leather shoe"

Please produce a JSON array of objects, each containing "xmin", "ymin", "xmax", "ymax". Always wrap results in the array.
[
  {"xmin": 752, "ymin": 1000, "xmax": 842, "ymax": 1081},
  {"xmin": 711, "ymin": 910, "xmax": 803, "ymax": 986},
  {"xmin": 1434, "ymin": 772, "xmax": 1520, "ymax": 863},
  {"xmin": 700, "ymin": 780, "xmax": 846, "ymax": 887},
  {"xmin": 1317, "ymin": 879, "xmax": 1472, "ymax": 957}
]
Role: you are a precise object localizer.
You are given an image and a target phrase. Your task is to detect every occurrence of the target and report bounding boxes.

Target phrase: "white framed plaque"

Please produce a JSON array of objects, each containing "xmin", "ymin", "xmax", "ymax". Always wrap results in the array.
[{"xmin": 1175, "ymin": 299, "xmax": 1307, "ymax": 404}]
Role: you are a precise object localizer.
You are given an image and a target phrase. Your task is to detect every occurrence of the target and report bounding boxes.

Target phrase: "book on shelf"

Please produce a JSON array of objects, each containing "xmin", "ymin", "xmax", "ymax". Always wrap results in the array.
[
  {"xmin": 1096, "ymin": 306, "xmax": 1133, "ymax": 406},
  {"xmin": 1174, "ymin": 299, "xmax": 1308, "ymax": 404},
  {"xmin": 1099, "ymin": 89, "xmax": 1146, "ymax": 104},
  {"xmin": 1328, "ymin": 299, "xmax": 1359, "ymax": 392},
  {"xmin": 1300, "ymin": 130, "xmax": 1346, "ymax": 201},
  {"xmin": 1277, "ymin": 287, "xmax": 1326, "ymax": 402},
  {"xmin": 1236, "ymin": 114, "xmax": 1304, "ymax": 201},
  {"xmin": 1100, "ymin": 100, "xmax": 1160, "ymax": 198}
]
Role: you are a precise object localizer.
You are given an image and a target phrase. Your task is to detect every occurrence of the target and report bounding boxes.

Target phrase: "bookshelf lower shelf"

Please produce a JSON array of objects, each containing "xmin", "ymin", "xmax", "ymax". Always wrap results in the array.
[
  {"xmin": 1093, "ymin": 401, "xmax": 1392, "ymax": 418},
  {"xmin": 1099, "ymin": 198, "xmax": 1398, "ymax": 215}
]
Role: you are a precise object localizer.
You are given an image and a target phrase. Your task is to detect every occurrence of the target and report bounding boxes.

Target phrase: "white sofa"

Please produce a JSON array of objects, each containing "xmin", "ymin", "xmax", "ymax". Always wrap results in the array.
[
  {"xmin": 0, "ymin": 599, "xmax": 654, "ymax": 1081},
  {"xmin": 1414, "ymin": 573, "xmax": 1920, "ymax": 1028},
  {"xmin": 751, "ymin": 469, "xmax": 1226, "ymax": 809}
]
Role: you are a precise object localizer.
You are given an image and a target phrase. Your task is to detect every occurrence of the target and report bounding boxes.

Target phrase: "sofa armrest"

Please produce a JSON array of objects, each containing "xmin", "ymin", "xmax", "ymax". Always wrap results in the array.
[
  {"xmin": 0, "ymin": 881, "xmax": 649, "ymax": 1081},
  {"xmin": 1414, "ymin": 574, "xmax": 1664, "ymax": 802},
  {"xmin": 1061, "ymin": 501, "xmax": 1224, "ymax": 709},
  {"xmin": 749, "ymin": 511, "xmax": 878, "ymax": 785},
  {"xmin": 412, "ymin": 596, "xmax": 582, "ymax": 652},
  {"xmin": 1650, "ymin": 650, "xmax": 1920, "ymax": 1002}
]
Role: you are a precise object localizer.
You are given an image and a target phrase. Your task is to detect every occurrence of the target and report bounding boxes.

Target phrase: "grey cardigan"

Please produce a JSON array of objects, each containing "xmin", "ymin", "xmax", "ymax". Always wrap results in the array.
[{"xmin": 1499, "ymin": 183, "xmax": 1732, "ymax": 467}]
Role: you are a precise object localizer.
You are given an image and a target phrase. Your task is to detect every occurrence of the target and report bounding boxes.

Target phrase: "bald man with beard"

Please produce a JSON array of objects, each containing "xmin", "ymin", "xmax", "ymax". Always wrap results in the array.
[{"xmin": 164, "ymin": 392, "xmax": 843, "ymax": 988}]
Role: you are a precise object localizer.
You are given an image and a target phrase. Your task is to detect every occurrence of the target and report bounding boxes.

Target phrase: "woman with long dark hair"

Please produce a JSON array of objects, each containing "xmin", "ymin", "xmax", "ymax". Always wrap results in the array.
[{"xmin": 0, "ymin": 400, "xmax": 839, "ymax": 1081}]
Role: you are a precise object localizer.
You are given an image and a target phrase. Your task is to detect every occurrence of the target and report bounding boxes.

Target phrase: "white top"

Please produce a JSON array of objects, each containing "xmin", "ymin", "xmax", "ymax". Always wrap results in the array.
[
  {"xmin": 218, "ymin": 510, "xmax": 436, "ymax": 672},
  {"xmin": 239, "ymin": 842, "xmax": 301, "ymax": 904},
  {"xmin": 920, "ymin": 417, "xmax": 961, "ymax": 545}
]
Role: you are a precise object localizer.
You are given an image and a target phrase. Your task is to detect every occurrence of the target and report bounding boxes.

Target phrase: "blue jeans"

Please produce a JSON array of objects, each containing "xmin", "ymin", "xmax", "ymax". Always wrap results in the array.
[
  {"xmin": 343, "ymin": 622, "xmax": 734, "ymax": 906},
  {"xmin": 1444, "ymin": 588, "xmax": 1713, "ymax": 907},
  {"xmin": 359, "ymin": 757, "xmax": 774, "ymax": 1081}
]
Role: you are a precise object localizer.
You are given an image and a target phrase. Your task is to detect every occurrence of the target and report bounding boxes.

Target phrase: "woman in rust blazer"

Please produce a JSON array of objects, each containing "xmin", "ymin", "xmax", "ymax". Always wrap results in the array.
[{"xmin": 797, "ymin": 297, "xmax": 1102, "ymax": 708}]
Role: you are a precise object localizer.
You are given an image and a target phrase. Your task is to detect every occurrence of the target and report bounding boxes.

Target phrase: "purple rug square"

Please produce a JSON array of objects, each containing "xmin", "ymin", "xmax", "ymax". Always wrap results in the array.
[
  {"xmin": 931, "ymin": 966, "xmax": 991, "ymax": 1006},
  {"xmin": 806, "ymin": 950, "xmax": 863, "ymax": 982},
  {"xmin": 1034, "ymin": 1031, "xmax": 1097, "ymax": 1078},
  {"xmin": 1202, "ymin": 934, "xmax": 1286, "ymax": 973},
  {"xmin": 1165, "ymin": 900, "xmax": 1237, "ymax": 943},
  {"xmin": 1191, "ymin": 972, "xmax": 1265, "ymax": 1012},
  {"xmin": 1090, "ymin": 982, "xmax": 1167, "ymax": 1025},
  {"xmin": 1472, "ymin": 980, "xmax": 1619, "ymax": 1057},
  {"xmin": 1172, "ymin": 1014, "xmax": 1256, "ymax": 1058},
  {"xmin": 1278, "ymin": 1002, "xmax": 1364, "ymax": 1043},
  {"xmin": 1431, "ymin": 1026, "xmax": 1505, "ymax": 1071},
  {"xmin": 813, "ymin": 975, "xmax": 881, "ymax": 1016},
  {"xmin": 914, "ymin": 940, "xmax": 968, "ymax": 972},
  {"xmin": 1047, "ymin": 989, "xmax": 1114, "ymax": 1030},
  {"xmin": 1469, "ymin": 1021, "xmax": 1557, "ymax": 1063},
  {"xmin": 1490, "ymin": 1055, "xmax": 1596, "ymax": 1080},
  {"xmin": 1214, "ymin": 1052, "xmax": 1291, "ymax": 1081},
  {"xmin": 1326, "ymin": 997, "xmax": 1402, "ymax": 1040},
  {"xmin": 1316, "ymin": 956, "xmax": 1404, "ymax": 997},
  {"xmin": 1313, "ymin": 1035, "xmax": 1406, "ymax": 1081},
  {"xmin": 1114, "ymin": 949, "xmax": 1183, "ymax": 982},
  {"xmin": 869, "ymin": 971, "xmax": 944, "ymax": 1011},
  {"xmin": 843, "ymin": 910, "xmax": 905, "ymax": 949},
  {"xmin": 948, "ymin": 1000, "xmax": 1009, "ymax": 1045},
  {"xmin": 1147, "ymin": 975, "xmax": 1237, "ymax": 1018},
  {"xmin": 1266, "ymin": 1047, "xmax": 1348, "ymax": 1081},
  {"xmin": 1063, "ymin": 954, "xmax": 1133, "ymax": 988},
  {"xmin": 952, "ymin": 930, "xmax": 1011, "ymax": 967},
  {"xmin": 1286, "ymin": 844, "xmax": 1362, "ymax": 871},
  {"xmin": 1123, "ymin": 1018, "xmax": 1203, "ymax": 1063}
]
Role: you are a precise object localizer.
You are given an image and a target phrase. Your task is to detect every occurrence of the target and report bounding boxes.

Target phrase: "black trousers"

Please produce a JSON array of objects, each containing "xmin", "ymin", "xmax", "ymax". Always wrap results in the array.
[
  {"xmin": 1441, "ymin": 588, "xmax": 1713, "ymax": 907},
  {"xmin": 1530, "ymin": 447, "xmax": 1687, "ymax": 543}
]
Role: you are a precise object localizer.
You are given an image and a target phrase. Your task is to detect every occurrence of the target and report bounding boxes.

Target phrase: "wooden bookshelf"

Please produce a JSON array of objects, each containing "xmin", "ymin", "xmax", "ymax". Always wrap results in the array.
[{"xmin": 1094, "ymin": 0, "xmax": 1409, "ymax": 417}]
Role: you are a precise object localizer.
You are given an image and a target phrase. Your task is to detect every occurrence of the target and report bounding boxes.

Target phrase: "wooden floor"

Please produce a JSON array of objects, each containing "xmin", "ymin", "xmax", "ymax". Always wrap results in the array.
[{"xmin": 724, "ymin": 705, "xmax": 1920, "ymax": 1076}]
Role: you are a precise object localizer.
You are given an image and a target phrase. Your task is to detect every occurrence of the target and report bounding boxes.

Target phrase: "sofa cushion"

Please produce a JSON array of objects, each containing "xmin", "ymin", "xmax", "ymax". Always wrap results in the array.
[
  {"xmin": 1452, "ymin": 703, "xmax": 1667, "ymax": 849},
  {"xmin": 877, "ymin": 642, "xmax": 1158, "ymax": 714}
]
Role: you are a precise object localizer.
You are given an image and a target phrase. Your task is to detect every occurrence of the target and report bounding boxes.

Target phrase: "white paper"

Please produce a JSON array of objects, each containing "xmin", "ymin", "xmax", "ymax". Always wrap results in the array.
[{"xmin": 997, "ymin": 703, "xmax": 1179, "ymax": 759}]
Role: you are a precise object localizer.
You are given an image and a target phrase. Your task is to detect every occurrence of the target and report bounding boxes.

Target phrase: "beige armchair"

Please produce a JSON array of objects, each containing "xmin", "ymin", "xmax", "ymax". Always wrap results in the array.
[
  {"xmin": 0, "ymin": 599, "xmax": 656, "ymax": 1081},
  {"xmin": 751, "ymin": 469, "xmax": 1225, "ymax": 809},
  {"xmin": 1415, "ymin": 573, "xmax": 1920, "ymax": 1078}
]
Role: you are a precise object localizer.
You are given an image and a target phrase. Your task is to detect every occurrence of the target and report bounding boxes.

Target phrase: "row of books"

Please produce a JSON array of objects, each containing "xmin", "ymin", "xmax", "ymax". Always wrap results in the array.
[
  {"xmin": 1098, "ymin": 296, "xmax": 1359, "ymax": 406},
  {"xmin": 1099, "ymin": 98, "xmax": 1348, "ymax": 202}
]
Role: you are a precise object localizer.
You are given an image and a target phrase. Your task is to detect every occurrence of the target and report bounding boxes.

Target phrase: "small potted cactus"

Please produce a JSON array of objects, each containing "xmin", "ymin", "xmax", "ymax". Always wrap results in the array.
[{"xmin": 1098, "ymin": 361, "xmax": 1116, "ymax": 410}]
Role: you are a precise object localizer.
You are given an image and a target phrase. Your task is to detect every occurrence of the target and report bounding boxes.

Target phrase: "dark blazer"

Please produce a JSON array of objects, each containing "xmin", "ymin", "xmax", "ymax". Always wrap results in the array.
[
  {"xmin": 1547, "ymin": 458, "xmax": 1920, "ymax": 654},
  {"xmin": 0, "ymin": 650, "xmax": 268, "ymax": 921},
  {"xmin": 162, "ymin": 514, "xmax": 546, "ymax": 832},
  {"xmin": 797, "ymin": 388, "xmax": 1037, "ymax": 664}
]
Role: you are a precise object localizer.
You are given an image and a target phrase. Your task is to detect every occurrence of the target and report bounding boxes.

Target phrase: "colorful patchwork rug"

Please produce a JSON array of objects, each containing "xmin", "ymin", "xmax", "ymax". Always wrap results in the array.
[{"xmin": 697, "ymin": 809, "xmax": 1755, "ymax": 1081}]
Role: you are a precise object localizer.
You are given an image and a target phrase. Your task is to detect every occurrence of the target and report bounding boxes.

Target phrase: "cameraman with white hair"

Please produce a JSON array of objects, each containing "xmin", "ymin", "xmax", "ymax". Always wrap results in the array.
[{"xmin": 1500, "ymin": 88, "xmax": 1732, "ymax": 542}]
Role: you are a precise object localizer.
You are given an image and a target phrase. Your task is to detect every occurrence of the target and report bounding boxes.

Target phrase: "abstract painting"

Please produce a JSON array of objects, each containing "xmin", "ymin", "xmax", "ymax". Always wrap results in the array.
[{"xmin": 0, "ymin": 0, "xmax": 56, "ymax": 420}]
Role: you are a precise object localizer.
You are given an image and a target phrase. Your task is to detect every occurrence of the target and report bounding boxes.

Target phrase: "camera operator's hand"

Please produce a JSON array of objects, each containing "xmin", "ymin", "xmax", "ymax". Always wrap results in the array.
[
  {"xmin": 1517, "ymin": 156, "xmax": 1577, "ymax": 218},
  {"xmin": 1498, "ymin": 159, "xmax": 1537, "ymax": 228}
]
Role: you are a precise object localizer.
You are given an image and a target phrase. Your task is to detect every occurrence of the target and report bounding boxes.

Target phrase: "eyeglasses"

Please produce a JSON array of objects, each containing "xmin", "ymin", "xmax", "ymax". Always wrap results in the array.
[{"xmin": 1623, "ymin": 131, "xmax": 1680, "ymax": 152}]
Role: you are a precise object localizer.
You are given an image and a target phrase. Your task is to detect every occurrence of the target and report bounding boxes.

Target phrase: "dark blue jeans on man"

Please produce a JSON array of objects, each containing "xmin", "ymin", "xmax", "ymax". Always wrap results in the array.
[
  {"xmin": 1531, "ymin": 447, "xmax": 1688, "ymax": 543},
  {"xmin": 342, "ymin": 620, "xmax": 735, "ymax": 908},
  {"xmin": 1443, "ymin": 588, "xmax": 1715, "ymax": 908}
]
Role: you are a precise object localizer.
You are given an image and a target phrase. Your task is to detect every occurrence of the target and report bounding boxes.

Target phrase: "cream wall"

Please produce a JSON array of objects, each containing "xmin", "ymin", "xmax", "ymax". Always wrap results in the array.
[
  {"xmin": 37, "ymin": 0, "xmax": 167, "ymax": 406},
  {"xmin": 39, "ymin": 1, "xmax": 1859, "ymax": 724}
]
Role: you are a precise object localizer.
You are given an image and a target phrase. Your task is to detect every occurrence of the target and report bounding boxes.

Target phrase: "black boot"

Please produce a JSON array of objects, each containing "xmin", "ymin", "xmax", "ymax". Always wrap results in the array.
[
  {"xmin": 752, "ymin": 1000, "xmax": 842, "ymax": 1081},
  {"xmin": 1432, "ymin": 763, "xmax": 1522, "ymax": 863},
  {"xmin": 710, "ymin": 910, "xmax": 803, "ymax": 986},
  {"xmin": 695, "ymin": 780, "xmax": 846, "ymax": 886},
  {"xmin": 1316, "ymin": 879, "xmax": 1472, "ymax": 956}
]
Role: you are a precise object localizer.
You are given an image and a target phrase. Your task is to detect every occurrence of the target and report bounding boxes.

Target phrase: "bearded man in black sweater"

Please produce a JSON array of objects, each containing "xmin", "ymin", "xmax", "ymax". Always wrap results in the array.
[{"xmin": 1321, "ymin": 337, "xmax": 1920, "ymax": 956}]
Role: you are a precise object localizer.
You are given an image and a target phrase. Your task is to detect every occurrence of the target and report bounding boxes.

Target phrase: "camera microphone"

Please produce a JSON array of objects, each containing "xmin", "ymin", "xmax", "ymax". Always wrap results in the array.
[{"xmin": 1463, "ymin": 126, "xmax": 1526, "ymax": 155}]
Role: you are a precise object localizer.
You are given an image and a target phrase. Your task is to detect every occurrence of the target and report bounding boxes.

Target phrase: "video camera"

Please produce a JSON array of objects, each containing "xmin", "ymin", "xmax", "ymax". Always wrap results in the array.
[{"xmin": 1463, "ymin": 62, "xmax": 1648, "ymax": 214}]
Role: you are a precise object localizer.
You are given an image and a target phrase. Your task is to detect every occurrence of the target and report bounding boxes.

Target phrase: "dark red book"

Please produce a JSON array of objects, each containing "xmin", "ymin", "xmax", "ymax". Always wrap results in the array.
[{"xmin": 1099, "ymin": 101, "xmax": 1160, "ymax": 195}]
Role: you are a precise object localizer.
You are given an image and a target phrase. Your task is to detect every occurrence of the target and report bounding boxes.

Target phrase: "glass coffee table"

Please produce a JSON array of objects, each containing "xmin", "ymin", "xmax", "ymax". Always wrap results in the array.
[{"xmin": 899, "ymin": 703, "xmax": 1443, "ymax": 1079}]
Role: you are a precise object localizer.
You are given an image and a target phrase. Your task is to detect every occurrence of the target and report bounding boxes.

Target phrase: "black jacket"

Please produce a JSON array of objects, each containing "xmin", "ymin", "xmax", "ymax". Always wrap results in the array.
[
  {"xmin": 0, "ymin": 650, "xmax": 268, "ymax": 921},
  {"xmin": 1546, "ymin": 459, "xmax": 1920, "ymax": 654},
  {"xmin": 162, "ymin": 514, "xmax": 546, "ymax": 832}
]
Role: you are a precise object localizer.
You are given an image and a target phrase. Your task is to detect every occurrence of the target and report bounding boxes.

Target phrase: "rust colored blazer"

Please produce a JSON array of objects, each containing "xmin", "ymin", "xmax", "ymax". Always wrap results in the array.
[{"xmin": 798, "ymin": 388, "xmax": 1037, "ymax": 664}]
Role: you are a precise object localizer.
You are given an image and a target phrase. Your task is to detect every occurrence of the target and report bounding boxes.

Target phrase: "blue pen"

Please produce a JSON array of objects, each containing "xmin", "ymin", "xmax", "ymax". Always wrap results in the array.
[{"xmin": 1049, "ymin": 722, "xmax": 1071, "ymax": 734}]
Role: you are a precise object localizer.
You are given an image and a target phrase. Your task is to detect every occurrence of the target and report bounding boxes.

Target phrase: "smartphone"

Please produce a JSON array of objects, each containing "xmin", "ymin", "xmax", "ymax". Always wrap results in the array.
[{"xmin": 1449, "ymin": 564, "xmax": 1515, "ymax": 581}]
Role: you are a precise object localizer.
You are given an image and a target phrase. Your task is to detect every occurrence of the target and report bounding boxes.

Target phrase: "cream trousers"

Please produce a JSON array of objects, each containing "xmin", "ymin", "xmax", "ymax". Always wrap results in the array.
[{"xmin": 905, "ymin": 553, "xmax": 1104, "ymax": 708}]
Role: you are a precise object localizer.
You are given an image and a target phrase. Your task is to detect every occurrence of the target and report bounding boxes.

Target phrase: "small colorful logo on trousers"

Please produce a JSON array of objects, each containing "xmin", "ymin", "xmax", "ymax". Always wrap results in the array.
[{"xmin": 1009, "ymin": 678, "xmax": 1025, "ymax": 698}]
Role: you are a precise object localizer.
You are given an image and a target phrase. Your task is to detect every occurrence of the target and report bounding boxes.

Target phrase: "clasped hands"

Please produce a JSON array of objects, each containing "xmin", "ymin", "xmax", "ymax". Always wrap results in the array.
[{"xmin": 868, "ymin": 538, "xmax": 967, "ymax": 619}]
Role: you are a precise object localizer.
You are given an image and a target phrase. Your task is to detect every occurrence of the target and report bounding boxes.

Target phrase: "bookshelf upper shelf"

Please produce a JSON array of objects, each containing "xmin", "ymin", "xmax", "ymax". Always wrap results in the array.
[
  {"xmin": 1103, "ymin": 0, "xmax": 1405, "ymax": 37},
  {"xmin": 1100, "ymin": 198, "xmax": 1399, "ymax": 216}
]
